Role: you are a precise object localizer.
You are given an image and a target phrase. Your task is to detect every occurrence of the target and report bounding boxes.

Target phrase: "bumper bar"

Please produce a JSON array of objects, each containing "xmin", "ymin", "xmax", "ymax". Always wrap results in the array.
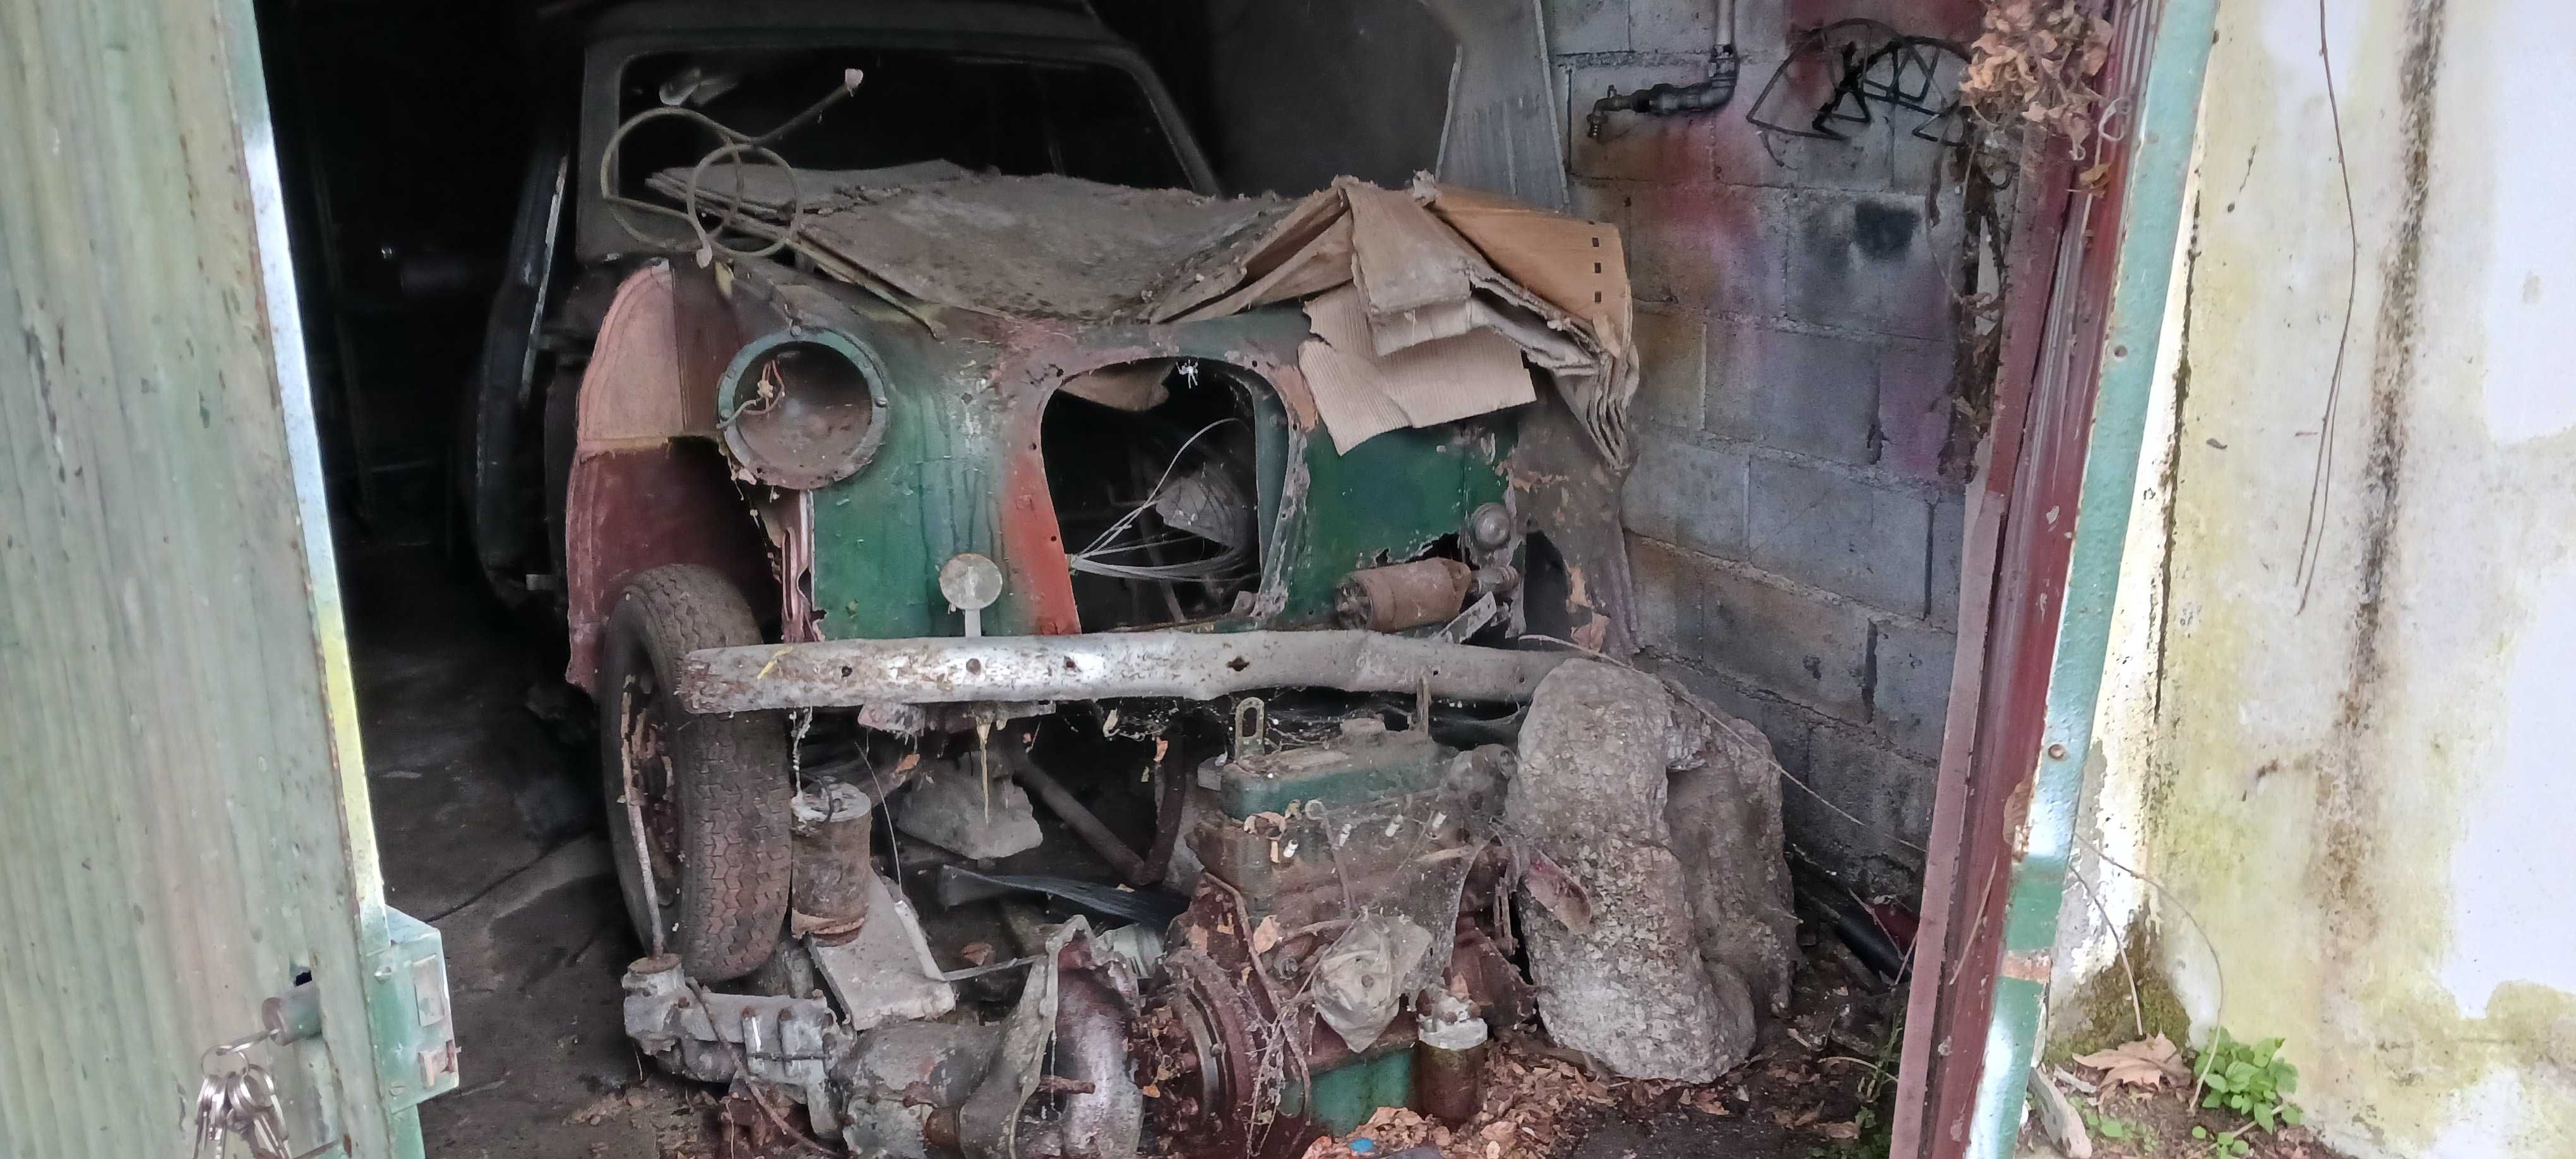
[{"xmin": 676, "ymin": 630, "xmax": 1571, "ymax": 713}]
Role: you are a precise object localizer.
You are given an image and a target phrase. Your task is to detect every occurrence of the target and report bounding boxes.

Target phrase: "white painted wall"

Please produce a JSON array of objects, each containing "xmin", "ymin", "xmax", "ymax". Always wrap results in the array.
[{"xmin": 2053, "ymin": 1, "xmax": 2576, "ymax": 1155}]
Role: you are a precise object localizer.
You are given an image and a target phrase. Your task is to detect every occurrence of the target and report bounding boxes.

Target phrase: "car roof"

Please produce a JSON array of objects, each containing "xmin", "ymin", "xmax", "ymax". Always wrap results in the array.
[{"xmin": 587, "ymin": 0, "xmax": 1125, "ymax": 47}]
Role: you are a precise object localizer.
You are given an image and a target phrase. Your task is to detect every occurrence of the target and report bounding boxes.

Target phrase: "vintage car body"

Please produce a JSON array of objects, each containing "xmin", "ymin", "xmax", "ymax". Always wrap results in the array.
[
  {"xmin": 559, "ymin": 257, "xmax": 1553, "ymax": 698},
  {"xmin": 467, "ymin": 0, "xmax": 1214, "ymax": 608},
  {"xmin": 485, "ymin": 5, "xmax": 1652, "ymax": 1157},
  {"xmin": 741, "ymin": 285, "xmax": 1510, "ymax": 643}
]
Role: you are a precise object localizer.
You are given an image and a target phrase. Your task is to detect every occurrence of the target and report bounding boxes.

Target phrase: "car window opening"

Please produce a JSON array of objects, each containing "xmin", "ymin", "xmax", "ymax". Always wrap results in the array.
[{"xmin": 614, "ymin": 47, "xmax": 1190, "ymax": 196}]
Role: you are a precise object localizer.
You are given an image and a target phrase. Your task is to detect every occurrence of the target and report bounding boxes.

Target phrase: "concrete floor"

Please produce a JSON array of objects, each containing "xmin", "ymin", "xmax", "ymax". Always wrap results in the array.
[{"xmin": 350, "ymin": 545, "xmax": 703, "ymax": 1158}]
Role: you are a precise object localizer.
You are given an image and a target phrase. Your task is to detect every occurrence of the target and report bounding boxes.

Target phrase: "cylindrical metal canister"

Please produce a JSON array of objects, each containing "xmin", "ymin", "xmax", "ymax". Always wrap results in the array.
[
  {"xmin": 1335, "ymin": 559, "xmax": 1475, "ymax": 632},
  {"xmin": 789, "ymin": 782, "xmax": 874, "ymax": 939}
]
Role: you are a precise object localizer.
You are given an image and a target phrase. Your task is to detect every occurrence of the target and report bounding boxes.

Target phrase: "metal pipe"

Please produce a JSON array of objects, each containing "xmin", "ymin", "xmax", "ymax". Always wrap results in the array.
[
  {"xmin": 1012, "ymin": 764, "xmax": 1147, "ymax": 884},
  {"xmin": 676, "ymin": 631, "xmax": 1571, "ymax": 713}
]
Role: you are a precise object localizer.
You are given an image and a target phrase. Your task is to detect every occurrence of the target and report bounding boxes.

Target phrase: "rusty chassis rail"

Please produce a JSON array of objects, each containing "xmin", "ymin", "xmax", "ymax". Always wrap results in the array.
[{"xmin": 674, "ymin": 631, "xmax": 1571, "ymax": 713}]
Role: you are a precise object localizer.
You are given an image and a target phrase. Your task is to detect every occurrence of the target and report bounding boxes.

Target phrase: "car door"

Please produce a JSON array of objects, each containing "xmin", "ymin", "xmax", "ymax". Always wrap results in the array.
[{"xmin": 0, "ymin": 1, "xmax": 452, "ymax": 1155}]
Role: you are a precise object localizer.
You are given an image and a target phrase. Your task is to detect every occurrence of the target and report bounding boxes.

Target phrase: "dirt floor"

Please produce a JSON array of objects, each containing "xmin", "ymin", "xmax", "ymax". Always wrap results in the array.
[
  {"xmin": 2018, "ymin": 1069, "xmax": 2351, "ymax": 1159},
  {"xmin": 350, "ymin": 542, "xmax": 1899, "ymax": 1159}
]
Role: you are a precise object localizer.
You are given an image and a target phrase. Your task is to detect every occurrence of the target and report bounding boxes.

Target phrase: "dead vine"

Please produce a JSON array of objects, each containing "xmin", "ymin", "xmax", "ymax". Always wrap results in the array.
[{"xmin": 1958, "ymin": 1, "xmax": 2116, "ymax": 162}]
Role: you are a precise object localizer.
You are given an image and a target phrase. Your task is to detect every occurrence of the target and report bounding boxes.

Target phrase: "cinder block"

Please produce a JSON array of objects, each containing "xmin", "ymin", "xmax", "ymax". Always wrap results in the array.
[
  {"xmin": 1631, "ymin": 306, "xmax": 1708, "ymax": 431},
  {"xmin": 1646, "ymin": 657, "xmax": 1816, "ymax": 778},
  {"xmin": 1625, "ymin": 535, "xmax": 1710, "ymax": 656},
  {"xmin": 1621, "ymin": 436, "xmax": 1748, "ymax": 557},
  {"xmin": 1628, "ymin": 0, "xmax": 1717, "ymax": 51},
  {"xmin": 1701, "ymin": 562, "xmax": 1874, "ymax": 721},
  {"xmin": 1568, "ymin": 61, "xmax": 1722, "ymax": 183},
  {"xmin": 1709, "ymin": 319, "xmax": 1881, "ymax": 463},
  {"xmin": 1869, "ymin": 617, "xmax": 1956, "ymax": 759},
  {"xmin": 1726, "ymin": 2, "xmax": 1799, "ymax": 53},
  {"xmin": 1715, "ymin": 54, "xmax": 1894, "ymax": 193},
  {"xmin": 1605, "ymin": 183, "xmax": 1764, "ymax": 311},
  {"xmin": 1737, "ymin": 0, "xmax": 1988, "ymax": 56},
  {"xmin": 1927, "ymin": 489, "xmax": 1964, "ymax": 630},
  {"xmin": 1794, "ymin": 723, "xmax": 1936, "ymax": 893},
  {"xmin": 1876, "ymin": 335, "xmax": 1958, "ymax": 482},
  {"xmin": 1774, "ymin": 189, "xmax": 1956, "ymax": 340},
  {"xmin": 1544, "ymin": 0, "xmax": 1631, "ymax": 54},
  {"xmin": 1888, "ymin": 72, "xmax": 1973, "ymax": 197},
  {"xmin": 1746, "ymin": 458, "xmax": 1933, "ymax": 613}
]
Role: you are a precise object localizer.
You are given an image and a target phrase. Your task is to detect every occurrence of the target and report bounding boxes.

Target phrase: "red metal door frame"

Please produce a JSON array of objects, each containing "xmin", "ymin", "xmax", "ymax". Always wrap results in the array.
[{"xmin": 1887, "ymin": 0, "xmax": 2214, "ymax": 1153}]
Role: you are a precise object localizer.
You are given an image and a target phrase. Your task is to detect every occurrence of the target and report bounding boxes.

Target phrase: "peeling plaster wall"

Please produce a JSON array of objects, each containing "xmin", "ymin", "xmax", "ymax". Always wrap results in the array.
[
  {"xmin": 2056, "ymin": 1, "xmax": 2576, "ymax": 1154},
  {"xmin": 1553, "ymin": 0, "xmax": 1983, "ymax": 895}
]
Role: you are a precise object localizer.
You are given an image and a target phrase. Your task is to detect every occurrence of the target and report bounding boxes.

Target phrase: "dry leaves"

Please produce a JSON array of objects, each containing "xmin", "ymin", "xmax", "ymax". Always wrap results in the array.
[
  {"xmin": 1958, "ymin": 0, "xmax": 2116, "ymax": 158},
  {"xmin": 1295, "ymin": 1039, "xmax": 1619, "ymax": 1159},
  {"xmin": 568, "ymin": 1085, "xmax": 655, "ymax": 1126},
  {"xmin": 2073, "ymin": 1035, "xmax": 2190, "ymax": 1091}
]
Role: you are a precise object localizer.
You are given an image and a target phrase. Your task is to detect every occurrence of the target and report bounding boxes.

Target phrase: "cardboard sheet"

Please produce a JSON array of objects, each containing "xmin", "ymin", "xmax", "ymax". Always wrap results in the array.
[
  {"xmin": 1424, "ymin": 183, "xmax": 1632, "ymax": 336},
  {"xmin": 1297, "ymin": 287, "xmax": 1533, "ymax": 453}
]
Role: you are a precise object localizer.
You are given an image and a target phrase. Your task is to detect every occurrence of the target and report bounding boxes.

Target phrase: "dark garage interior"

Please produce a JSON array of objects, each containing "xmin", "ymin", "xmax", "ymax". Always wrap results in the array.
[{"xmin": 253, "ymin": 1, "xmax": 1991, "ymax": 1155}]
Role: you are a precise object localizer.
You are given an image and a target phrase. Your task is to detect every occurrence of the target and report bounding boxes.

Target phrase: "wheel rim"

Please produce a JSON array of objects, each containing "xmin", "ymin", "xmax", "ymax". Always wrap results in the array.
[{"xmin": 615, "ymin": 666, "xmax": 684, "ymax": 952}]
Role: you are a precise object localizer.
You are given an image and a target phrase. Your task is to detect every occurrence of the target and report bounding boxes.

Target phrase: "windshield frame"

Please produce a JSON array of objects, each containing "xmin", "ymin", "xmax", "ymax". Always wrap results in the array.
[{"xmin": 573, "ymin": 27, "xmax": 1213, "ymax": 261}]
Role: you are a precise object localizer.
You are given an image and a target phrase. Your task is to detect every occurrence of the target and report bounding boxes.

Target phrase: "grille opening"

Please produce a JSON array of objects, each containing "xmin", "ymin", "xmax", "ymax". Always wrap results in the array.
[{"xmin": 1042, "ymin": 360, "xmax": 1268, "ymax": 630}]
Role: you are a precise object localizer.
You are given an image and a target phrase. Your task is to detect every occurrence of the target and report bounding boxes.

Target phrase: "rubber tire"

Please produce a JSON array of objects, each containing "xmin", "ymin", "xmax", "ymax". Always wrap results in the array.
[{"xmin": 598, "ymin": 564, "xmax": 790, "ymax": 981}]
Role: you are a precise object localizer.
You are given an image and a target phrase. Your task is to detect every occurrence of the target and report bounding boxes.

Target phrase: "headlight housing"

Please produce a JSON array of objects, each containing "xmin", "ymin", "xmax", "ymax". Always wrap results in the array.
[{"xmin": 714, "ymin": 329, "xmax": 889, "ymax": 489}]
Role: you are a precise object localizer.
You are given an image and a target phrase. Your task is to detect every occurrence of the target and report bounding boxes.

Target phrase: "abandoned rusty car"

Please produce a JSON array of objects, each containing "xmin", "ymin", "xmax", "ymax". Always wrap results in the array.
[{"xmin": 436, "ymin": 6, "xmax": 1796, "ymax": 1158}]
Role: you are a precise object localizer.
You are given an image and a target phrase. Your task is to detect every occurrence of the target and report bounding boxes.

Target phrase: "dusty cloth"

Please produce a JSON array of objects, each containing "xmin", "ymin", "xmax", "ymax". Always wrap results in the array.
[
  {"xmin": 894, "ymin": 768, "xmax": 1044, "ymax": 859},
  {"xmin": 1506, "ymin": 661, "xmax": 1775, "ymax": 1082},
  {"xmin": 1309, "ymin": 915, "xmax": 1436, "ymax": 1054}
]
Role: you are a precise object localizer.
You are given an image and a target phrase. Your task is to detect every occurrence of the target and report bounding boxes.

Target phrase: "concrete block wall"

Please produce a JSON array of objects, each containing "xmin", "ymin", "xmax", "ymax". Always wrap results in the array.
[{"xmin": 1550, "ymin": 0, "xmax": 1981, "ymax": 896}]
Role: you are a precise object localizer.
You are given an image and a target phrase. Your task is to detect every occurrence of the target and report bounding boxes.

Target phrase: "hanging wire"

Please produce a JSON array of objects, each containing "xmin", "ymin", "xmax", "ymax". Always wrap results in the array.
[
  {"xmin": 597, "ymin": 69, "xmax": 866, "ymax": 261},
  {"xmin": 1066, "ymin": 417, "xmax": 1251, "ymax": 583}
]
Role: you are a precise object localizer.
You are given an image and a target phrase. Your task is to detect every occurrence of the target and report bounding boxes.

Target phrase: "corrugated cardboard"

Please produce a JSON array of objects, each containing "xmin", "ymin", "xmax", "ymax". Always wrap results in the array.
[{"xmin": 1297, "ymin": 286, "xmax": 1533, "ymax": 453}]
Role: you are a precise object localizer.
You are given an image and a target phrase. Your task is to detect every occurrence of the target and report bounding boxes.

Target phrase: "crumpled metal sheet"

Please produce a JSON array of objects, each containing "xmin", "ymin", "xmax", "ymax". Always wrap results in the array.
[{"xmin": 657, "ymin": 165, "xmax": 1638, "ymax": 462}]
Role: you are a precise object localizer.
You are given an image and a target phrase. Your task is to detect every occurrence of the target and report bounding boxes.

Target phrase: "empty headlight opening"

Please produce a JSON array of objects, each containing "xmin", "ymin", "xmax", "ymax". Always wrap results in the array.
[{"xmin": 719, "ymin": 334, "xmax": 886, "ymax": 490}]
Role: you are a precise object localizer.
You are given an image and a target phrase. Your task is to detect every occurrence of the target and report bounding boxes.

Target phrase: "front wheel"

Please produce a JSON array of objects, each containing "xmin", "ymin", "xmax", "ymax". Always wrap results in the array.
[{"xmin": 597, "ymin": 564, "xmax": 790, "ymax": 981}]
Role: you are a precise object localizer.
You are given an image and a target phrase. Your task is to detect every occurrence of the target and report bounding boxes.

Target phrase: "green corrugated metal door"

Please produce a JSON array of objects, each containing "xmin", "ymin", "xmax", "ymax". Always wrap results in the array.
[{"xmin": 0, "ymin": 0, "xmax": 446, "ymax": 1155}]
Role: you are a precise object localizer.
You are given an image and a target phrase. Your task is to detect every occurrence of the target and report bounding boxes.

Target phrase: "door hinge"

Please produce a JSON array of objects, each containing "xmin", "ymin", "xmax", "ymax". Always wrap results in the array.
[{"xmin": 363, "ymin": 908, "xmax": 460, "ymax": 1114}]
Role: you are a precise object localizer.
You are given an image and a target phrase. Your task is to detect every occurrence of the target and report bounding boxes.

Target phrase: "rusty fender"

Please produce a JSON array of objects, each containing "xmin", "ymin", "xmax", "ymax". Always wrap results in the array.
[{"xmin": 674, "ymin": 631, "xmax": 1571, "ymax": 713}]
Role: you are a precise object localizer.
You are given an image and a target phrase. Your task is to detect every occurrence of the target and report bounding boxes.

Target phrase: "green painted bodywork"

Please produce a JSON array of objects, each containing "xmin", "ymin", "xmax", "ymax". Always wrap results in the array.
[
  {"xmin": 1275, "ymin": 419, "xmax": 1513, "ymax": 624},
  {"xmin": 787, "ymin": 294, "xmax": 1513, "ymax": 641},
  {"xmin": 1290, "ymin": 1050, "xmax": 1417, "ymax": 1136},
  {"xmin": 1208, "ymin": 730, "xmax": 1450, "ymax": 818}
]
